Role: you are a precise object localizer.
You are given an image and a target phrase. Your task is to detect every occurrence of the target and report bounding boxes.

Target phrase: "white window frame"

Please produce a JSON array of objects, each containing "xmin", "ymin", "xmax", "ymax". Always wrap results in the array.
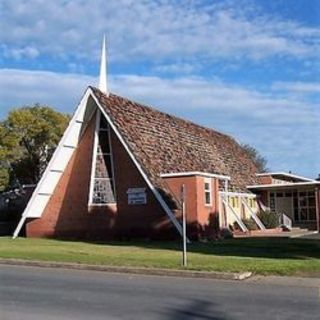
[
  {"xmin": 88, "ymin": 110, "xmax": 116, "ymax": 206},
  {"xmin": 204, "ymin": 178, "xmax": 212, "ymax": 207}
]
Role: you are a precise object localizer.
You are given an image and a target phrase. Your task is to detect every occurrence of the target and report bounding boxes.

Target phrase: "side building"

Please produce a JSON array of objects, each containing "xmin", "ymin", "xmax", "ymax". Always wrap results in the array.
[{"xmin": 248, "ymin": 172, "xmax": 320, "ymax": 231}]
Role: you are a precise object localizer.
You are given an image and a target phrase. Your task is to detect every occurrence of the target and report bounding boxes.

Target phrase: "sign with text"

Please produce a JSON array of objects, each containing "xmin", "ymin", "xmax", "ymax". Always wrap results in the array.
[{"xmin": 127, "ymin": 188, "xmax": 147, "ymax": 205}]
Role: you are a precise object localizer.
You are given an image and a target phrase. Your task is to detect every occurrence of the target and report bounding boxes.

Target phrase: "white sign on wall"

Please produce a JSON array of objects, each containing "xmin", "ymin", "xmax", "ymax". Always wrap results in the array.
[{"xmin": 127, "ymin": 188, "xmax": 147, "ymax": 205}]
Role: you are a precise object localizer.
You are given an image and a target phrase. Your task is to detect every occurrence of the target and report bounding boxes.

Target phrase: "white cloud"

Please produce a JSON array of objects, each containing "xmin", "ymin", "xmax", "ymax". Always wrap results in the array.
[
  {"xmin": 0, "ymin": 68, "xmax": 319, "ymax": 177},
  {"xmin": 153, "ymin": 63, "xmax": 198, "ymax": 74},
  {"xmin": 0, "ymin": 68, "xmax": 317, "ymax": 127},
  {"xmin": 110, "ymin": 74, "xmax": 318, "ymax": 126},
  {"xmin": 0, "ymin": 68, "xmax": 95, "ymax": 115},
  {"xmin": 272, "ymin": 81, "xmax": 320, "ymax": 93},
  {"xmin": 0, "ymin": 0, "xmax": 319, "ymax": 63},
  {"xmin": 1, "ymin": 44, "xmax": 39, "ymax": 60}
]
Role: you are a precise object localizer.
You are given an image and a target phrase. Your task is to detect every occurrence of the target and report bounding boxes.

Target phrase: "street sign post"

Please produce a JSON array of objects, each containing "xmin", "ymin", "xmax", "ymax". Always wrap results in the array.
[{"xmin": 181, "ymin": 184, "xmax": 187, "ymax": 267}]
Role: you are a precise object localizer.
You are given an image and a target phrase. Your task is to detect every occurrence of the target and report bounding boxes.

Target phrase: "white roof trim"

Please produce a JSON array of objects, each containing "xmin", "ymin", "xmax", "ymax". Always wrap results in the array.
[
  {"xmin": 89, "ymin": 88, "xmax": 184, "ymax": 238},
  {"xmin": 13, "ymin": 88, "xmax": 93, "ymax": 238},
  {"xmin": 160, "ymin": 171, "xmax": 231, "ymax": 180},
  {"xmin": 219, "ymin": 191, "xmax": 256, "ymax": 198},
  {"xmin": 256, "ymin": 172, "xmax": 315, "ymax": 182},
  {"xmin": 248, "ymin": 181, "xmax": 320, "ymax": 189}
]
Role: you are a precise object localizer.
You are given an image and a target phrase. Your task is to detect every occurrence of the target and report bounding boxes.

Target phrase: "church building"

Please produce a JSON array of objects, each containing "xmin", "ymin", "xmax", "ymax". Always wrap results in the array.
[{"xmin": 13, "ymin": 39, "xmax": 320, "ymax": 240}]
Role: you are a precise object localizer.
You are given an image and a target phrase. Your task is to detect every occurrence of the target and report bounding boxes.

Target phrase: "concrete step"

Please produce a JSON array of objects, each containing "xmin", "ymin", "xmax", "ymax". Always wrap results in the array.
[
  {"xmin": 290, "ymin": 227, "xmax": 309, "ymax": 233},
  {"xmin": 290, "ymin": 231, "xmax": 318, "ymax": 238}
]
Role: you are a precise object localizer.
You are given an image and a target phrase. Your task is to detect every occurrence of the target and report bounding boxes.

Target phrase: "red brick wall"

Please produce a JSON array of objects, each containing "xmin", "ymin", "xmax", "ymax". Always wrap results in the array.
[
  {"xmin": 26, "ymin": 112, "xmax": 118, "ymax": 239},
  {"xmin": 109, "ymin": 131, "xmax": 177, "ymax": 239},
  {"xmin": 163, "ymin": 175, "xmax": 219, "ymax": 239},
  {"xmin": 195, "ymin": 176, "xmax": 219, "ymax": 238},
  {"xmin": 162, "ymin": 176, "xmax": 197, "ymax": 222},
  {"xmin": 195, "ymin": 176, "xmax": 219, "ymax": 225},
  {"xmin": 26, "ymin": 111, "xmax": 177, "ymax": 240},
  {"xmin": 257, "ymin": 176, "xmax": 272, "ymax": 185},
  {"xmin": 258, "ymin": 190, "xmax": 269, "ymax": 207}
]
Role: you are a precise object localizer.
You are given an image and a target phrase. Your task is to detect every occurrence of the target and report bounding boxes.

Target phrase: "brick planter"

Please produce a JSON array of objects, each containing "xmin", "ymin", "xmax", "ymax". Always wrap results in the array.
[{"xmin": 249, "ymin": 227, "xmax": 283, "ymax": 235}]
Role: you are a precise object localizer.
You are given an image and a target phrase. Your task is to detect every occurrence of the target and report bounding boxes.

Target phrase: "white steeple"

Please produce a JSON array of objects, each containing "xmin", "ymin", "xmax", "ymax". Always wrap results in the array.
[{"xmin": 98, "ymin": 35, "xmax": 109, "ymax": 96}]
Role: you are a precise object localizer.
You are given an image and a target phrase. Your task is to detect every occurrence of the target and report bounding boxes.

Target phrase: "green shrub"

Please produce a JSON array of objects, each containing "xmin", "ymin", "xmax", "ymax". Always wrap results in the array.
[
  {"xmin": 242, "ymin": 218, "xmax": 258, "ymax": 230},
  {"xmin": 220, "ymin": 228, "xmax": 233, "ymax": 239},
  {"xmin": 231, "ymin": 222, "xmax": 240, "ymax": 231},
  {"xmin": 257, "ymin": 210, "xmax": 280, "ymax": 229}
]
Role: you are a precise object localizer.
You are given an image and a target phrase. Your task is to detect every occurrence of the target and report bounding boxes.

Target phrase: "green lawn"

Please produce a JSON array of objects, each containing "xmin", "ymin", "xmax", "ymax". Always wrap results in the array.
[{"xmin": 0, "ymin": 236, "xmax": 319, "ymax": 276}]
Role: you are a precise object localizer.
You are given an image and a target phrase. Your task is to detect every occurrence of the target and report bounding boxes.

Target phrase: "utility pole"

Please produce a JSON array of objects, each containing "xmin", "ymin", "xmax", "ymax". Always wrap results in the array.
[{"xmin": 181, "ymin": 184, "xmax": 187, "ymax": 267}]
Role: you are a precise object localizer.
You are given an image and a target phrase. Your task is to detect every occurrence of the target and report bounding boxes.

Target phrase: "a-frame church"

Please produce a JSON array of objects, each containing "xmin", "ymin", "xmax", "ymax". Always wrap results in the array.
[{"xmin": 13, "ymin": 39, "xmax": 320, "ymax": 240}]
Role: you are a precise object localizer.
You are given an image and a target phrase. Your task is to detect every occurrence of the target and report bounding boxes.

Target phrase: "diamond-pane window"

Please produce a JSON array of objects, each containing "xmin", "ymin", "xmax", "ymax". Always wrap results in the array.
[
  {"xmin": 90, "ymin": 112, "xmax": 116, "ymax": 204},
  {"xmin": 92, "ymin": 179, "xmax": 115, "ymax": 204}
]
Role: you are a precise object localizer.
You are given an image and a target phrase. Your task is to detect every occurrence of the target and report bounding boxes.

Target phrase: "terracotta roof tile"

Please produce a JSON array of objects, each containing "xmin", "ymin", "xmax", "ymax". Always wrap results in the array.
[{"xmin": 91, "ymin": 87, "xmax": 259, "ymax": 194}]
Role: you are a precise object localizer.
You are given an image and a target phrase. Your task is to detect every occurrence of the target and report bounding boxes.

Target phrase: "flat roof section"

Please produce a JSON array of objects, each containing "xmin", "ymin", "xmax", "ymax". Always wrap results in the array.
[
  {"xmin": 256, "ymin": 172, "xmax": 315, "ymax": 182},
  {"xmin": 248, "ymin": 181, "xmax": 320, "ymax": 190}
]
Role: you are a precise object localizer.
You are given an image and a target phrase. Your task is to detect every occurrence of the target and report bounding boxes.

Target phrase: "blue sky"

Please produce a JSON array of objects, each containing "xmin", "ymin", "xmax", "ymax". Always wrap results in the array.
[{"xmin": 0, "ymin": 0, "xmax": 319, "ymax": 178}]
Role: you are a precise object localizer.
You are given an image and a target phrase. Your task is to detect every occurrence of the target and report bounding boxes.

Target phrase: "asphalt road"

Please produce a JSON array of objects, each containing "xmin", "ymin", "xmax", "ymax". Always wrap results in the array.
[{"xmin": 0, "ymin": 265, "xmax": 319, "ymax": 320}]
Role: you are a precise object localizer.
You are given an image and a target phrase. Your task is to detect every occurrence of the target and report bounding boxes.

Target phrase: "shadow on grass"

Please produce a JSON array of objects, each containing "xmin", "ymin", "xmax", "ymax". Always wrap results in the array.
[{"xmin": 67, "ymin": 236, "xmax": 320, "ymax": 260}]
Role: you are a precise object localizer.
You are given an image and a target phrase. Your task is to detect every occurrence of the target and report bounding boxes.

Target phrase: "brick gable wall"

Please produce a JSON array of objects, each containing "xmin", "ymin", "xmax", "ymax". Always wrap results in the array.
[{"xmin": 26, "ymin": 111, "xmax": 178, "ymax": 240}]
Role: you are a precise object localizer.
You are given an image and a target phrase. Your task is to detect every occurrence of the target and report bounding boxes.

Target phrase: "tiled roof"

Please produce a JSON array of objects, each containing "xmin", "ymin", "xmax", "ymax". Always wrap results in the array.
[{"xmin": 91, "ymin": 87, "xmax": 259, "ymax": 194}]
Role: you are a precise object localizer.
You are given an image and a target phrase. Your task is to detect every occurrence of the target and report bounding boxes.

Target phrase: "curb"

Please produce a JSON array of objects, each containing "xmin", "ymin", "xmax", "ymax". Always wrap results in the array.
[{"xmin": 0, "ymin": 258, "xmax": 252, "ymax": 281}]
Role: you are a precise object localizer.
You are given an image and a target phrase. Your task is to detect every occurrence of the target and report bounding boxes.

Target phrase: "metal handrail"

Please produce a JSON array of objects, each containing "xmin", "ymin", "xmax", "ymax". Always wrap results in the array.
[
  {"xmin": 282, "ymin": 213, "xmax": 292, "ymax": 230},
  {"xmin": 221, "ymin": 197, "xmax": 248, "ymax": 232},
  {"xmin": 242, "ymin": 199, "xmax": 266, "ymax": 230}
]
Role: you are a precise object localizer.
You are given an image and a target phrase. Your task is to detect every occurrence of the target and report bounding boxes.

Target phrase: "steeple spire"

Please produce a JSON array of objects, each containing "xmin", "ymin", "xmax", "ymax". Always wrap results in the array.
[{"xmin": 98, "ymin": 35, "xmax": 109, "ymax": 96}]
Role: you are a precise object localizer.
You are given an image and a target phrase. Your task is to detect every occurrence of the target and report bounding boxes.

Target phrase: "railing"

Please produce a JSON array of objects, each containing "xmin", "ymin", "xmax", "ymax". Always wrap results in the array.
[
  {"xmin": 221, "ymin": 196, "xmax": 248, "ymax": 232},
  {"xmin": 220, "ymin": 192, "xmax": 263, "ymax": 232},
  {"xmin": 281, "ymin": 213, "xmax": 292, "ymax": 230},
  {"xmin": 257, "ymin": 199, "xmax": 270, "ymax": 212},
  {"xmin": 241, "ymin": 199, "xmax": 266, "ymax": 230}
]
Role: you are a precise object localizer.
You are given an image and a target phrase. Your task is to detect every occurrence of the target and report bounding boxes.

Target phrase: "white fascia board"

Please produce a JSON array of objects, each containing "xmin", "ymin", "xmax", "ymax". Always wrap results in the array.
[
  {"xmin": 63, "ymin": 121, "xmax": 83, "ymax": 148},
  {"xmin": 256, "ymin": 172, "xmax": 315, "ymax": 182},
  {"xmin": 160, "ymin": 171, "xmax": 231, "ymax": 181},
  {"xmin": 219, "ymin": 191, "xmax": 256, "ymax": 198},
  {"xmin": 37, "ymin": 171, "xmax": 63, "ymax": 195},
  {"xmin": 13, "ymin": 88, "xmax": 92, "ymax": 238},
  {"xmin": 87, "ymin": 110, "xmax": 100, "ymax": 206},
  {"xmin": 89, "ymin": 88, "xmax": 184, "ymax": 237},
  {"xmin": 247, "ymin": 181, "xmax": 320, "ymax": 190}
]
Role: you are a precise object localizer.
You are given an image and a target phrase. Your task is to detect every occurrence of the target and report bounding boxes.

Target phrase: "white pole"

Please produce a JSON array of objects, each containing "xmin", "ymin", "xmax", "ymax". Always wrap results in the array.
[{"xmin": 181, "ymin": 184, "xmax": 187, "ymax": 267}]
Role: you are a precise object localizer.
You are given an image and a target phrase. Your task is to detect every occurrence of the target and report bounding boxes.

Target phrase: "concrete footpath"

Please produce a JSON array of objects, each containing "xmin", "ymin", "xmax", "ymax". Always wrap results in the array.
[
  {"xmin": 1, "ymin": 258, "xmax": 320, "ymax": 285},
  {"xmin": 0, "ymin": 258, "xmax": 253, "ymax": 280}
]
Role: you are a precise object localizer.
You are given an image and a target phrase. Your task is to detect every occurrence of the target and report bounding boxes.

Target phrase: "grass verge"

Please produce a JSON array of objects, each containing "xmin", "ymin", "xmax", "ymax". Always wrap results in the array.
[{"xmin": 0, "ymin": 237, "xmax": 319, "ymax": 276}]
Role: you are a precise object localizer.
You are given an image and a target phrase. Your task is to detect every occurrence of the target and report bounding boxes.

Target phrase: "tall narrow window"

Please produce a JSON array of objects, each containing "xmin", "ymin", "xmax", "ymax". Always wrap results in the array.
[
  {"xmin": 90, "ymin": 111, "xmax": 116, "ymax": 204},
  {"xmin": 204, "ymin": 178, "xmax": 212, "ymax": 206}
]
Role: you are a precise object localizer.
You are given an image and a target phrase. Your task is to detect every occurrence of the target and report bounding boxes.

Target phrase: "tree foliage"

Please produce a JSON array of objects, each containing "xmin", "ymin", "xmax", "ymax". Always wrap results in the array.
[
  {"xmin": 241, "ymin": 143, "xmax": 268, "ymax": 173},
  {"xmin": 0, "ymin": 104, "xmax": 70, "ymax": 190}
]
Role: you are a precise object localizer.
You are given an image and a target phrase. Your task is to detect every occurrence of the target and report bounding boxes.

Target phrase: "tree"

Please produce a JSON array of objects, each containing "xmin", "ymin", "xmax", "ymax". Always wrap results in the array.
[
  {"xmin": 0, "ymin": 104, "xmax": 70, "ymax": 190},
  {"xmin": 241, "ymin": 143, "xmax": 268, "ymax": 173},
  {"xmin": 0, "ymin": 167, "xmax": 9, "ymax": 192}
]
